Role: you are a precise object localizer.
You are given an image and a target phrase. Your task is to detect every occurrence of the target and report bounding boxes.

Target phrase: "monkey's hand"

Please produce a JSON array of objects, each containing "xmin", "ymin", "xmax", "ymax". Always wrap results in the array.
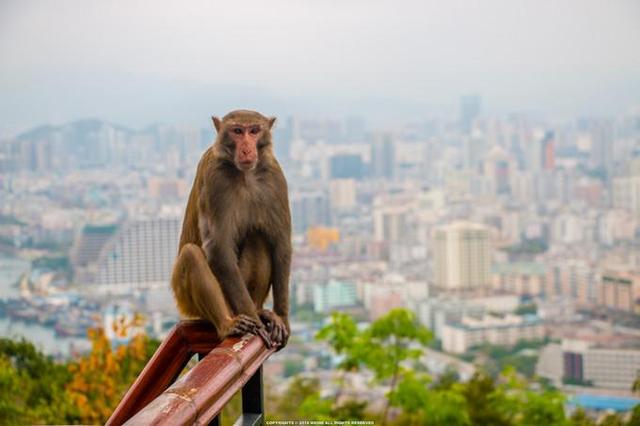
[
  {"xmin": 229, "ymin": 314, "xmax": 273, "ymax": 349},
  {"xmin": 258, "ymin": 309, "xmax": 289, "ymax": 351}
]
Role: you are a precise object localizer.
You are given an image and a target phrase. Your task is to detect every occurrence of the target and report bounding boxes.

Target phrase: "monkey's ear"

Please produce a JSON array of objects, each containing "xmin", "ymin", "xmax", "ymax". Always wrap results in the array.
[
  {"xmin": 212, "ymin": 116, "xmax": 222, "ymax": 132},
  {"xmin": 268, "ymin": 117, "xmax": 277, "ymax": 129}
]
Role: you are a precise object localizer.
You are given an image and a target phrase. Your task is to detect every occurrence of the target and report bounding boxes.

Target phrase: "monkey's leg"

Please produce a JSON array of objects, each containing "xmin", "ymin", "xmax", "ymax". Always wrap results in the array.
[
  {"xmin": 239, "ymin": 235, "xmax": 272, "ymax": 309},
  {"xmin": 171, "ymin": 243, "xmax": 266, "ymax": 339},
  {"xmin": 239, "ymin": 237, "xmax": 289, "ymax": 349}
]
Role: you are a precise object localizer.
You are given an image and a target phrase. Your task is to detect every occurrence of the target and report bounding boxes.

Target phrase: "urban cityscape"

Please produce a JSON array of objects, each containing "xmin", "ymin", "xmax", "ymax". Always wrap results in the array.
[{"xmin": 1, "ymin": 94, "xmax": 640, "ymax": 422}]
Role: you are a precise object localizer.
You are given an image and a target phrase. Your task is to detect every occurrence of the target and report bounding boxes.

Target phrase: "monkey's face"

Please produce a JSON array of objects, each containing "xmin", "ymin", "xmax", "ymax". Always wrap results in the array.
[
  {"xmin": 212, "ymin": 110, "xmax": 276, "ymax": 172},
  {"xmin": 226, "ymin": 124, "xmax": 263, "ymax": 171},
  {"xmin": 214, "ymin": 111, "xmax": 276, "ymax": 172}
]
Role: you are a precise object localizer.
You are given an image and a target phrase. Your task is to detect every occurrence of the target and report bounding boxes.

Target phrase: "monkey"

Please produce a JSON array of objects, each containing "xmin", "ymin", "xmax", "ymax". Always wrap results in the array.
[{"xmin": 171, "ymin": 110, "xmax": 291, "ymax": 350}]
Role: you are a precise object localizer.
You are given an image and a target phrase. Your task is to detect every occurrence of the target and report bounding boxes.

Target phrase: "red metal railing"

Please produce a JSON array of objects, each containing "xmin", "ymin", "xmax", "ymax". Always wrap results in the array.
[{"xmin": 107, "ymin": 320, "xmax": 274, "ymax": 426}]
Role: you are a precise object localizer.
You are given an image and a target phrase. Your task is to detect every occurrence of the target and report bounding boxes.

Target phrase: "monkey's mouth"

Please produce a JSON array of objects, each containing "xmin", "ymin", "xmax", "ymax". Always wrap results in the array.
[{"xmin": 237, "ymin": 160, "xmax": 256, "ymax": 171}]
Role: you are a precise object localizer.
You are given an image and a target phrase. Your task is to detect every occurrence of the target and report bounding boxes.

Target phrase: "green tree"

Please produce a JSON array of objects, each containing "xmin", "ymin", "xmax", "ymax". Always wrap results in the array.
[
  {"xmin": 462, "ymin": 371, "xmax": 511, "ymax": 426},
  {"xmin": 311, "ymin": 310, "xmax": 581, "ymax": 426},
  {"xmin": 599, "ymin": 413, "xmax": 625, "ymax": 426},
  {"xmin": 283, "ymin": 359, "xmax": 305, "ymax": 377},
  {"xmin": 391, "ymin": 371, "xmax": 472, "ymax": 426},
  {"xmin": 267, "ymin": 376, "xmax": 331, "ymax": 420},
  {"xmin": 568, "ymin": 408, "xmax": 596, "ymax": 426},
  {"xmin": 316, "ymin": 311, "xmax": 363, "ymax": 404},
  {"xmin": 431, "ymin": 366, "xmax": 460, "ymax": 391},
  {"xmin": 0, "ymin": 355, "xmax": 27, "ymax": 425},
  {"xmin": 361, "ymin": 309, "xmax": 432, "ymax": 425},
  {"xmin": 316, "ymin": 311, "xmax": 362, "ymax": 371},
  {"xmin": 628, "ymin": 404, "xmax": 640, "ymax": 426},
  {"xmin": 0, "ymin": 338, "xmax": 78, "ymax": 424},
  {"xmin": 498, "ymin": 367, "xmax": 566, "ymax": 426}
]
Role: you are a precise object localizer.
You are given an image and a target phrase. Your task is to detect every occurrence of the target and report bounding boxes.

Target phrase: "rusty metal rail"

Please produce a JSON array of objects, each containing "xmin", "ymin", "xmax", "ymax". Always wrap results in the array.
[{"xmin": 107, "ymin": 320, "xmax": 274, "ymax": 426}]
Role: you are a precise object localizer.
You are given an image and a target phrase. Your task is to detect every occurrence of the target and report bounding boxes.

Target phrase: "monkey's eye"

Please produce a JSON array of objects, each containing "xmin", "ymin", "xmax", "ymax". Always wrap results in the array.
[
  {"xmin": 249, "ymin": 126, "xmax": 261, "ymax": 135},
  {"xmin": 232, "ymin": 127, "xmax": 243, "ymax": 135}
]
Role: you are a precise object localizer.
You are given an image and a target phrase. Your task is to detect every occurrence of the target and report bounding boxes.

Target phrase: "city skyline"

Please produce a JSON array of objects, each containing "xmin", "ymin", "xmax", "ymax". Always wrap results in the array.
[
  {"xmin": 2, "ymin": 2, "xmax": 640, "ymax": 421},
  {"xmin": 1, "ymin": 0, "xmax": 639, "ymax": 135}
]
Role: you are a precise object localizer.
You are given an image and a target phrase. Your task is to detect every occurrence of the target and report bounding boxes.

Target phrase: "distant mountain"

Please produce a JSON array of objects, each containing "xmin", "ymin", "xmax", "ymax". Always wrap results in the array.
[{"xmin": 17, "ymin": 119, "xmax": 134, "ymax": 142}]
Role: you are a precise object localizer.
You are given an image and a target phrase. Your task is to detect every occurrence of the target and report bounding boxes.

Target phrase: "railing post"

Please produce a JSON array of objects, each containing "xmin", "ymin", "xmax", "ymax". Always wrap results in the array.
[{"xmin": 235, "ymin": 366, "xmax": 264, "ymax": 426}]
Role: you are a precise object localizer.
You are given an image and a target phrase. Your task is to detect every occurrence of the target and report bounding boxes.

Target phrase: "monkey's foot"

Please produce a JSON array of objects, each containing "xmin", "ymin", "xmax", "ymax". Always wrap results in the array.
[
  {"xmin": 229, "ymin": 314, "xmax": 273, "ymax": 348},
  {"xmin": 258, "ymin": 310, "xmax": 289, "ymax": 351}
]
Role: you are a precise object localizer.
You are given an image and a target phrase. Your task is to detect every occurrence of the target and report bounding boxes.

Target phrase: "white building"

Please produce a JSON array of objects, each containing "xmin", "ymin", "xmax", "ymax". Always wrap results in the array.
[
  {"xmin": 313, "ymin": 279, "xmax": 358, "ymax": 313},
  {"xmin": 613, "ymin": 175, "xmax": 640, "ymax": 221},
  {"xmin": 442, "ymin": 314, "xmax": 545, "ymax": 354},
  {"xmin": 92, "ymin": 218, "xmax": 181, "ymax": 293},
  {"xmin": 414, "ymin": 297, "xmax": 485, "ymax": 339},
  {"xmin": 537, "ymin": 335, "xmax": 640, "ymax": 390},
  {"xmin": 373, "ymin": 204, "xmax": 410, "ymax": 243},
  {"xmin": 329, "ymin": 178, "xmax": 357, "ymax": 210},
  {"xmin": 433, "ymin": 221, "xmax": 492, "ymax": 292}
]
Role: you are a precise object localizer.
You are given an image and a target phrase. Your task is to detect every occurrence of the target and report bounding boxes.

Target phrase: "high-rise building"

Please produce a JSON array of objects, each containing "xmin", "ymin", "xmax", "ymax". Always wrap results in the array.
[
  {"xmin": 329, "ymin": 153, "xmax": 364, "ymax": 179},
  {"xmin": 460, "ymin": 95, "xmax": 482, "ymax": 133},
  {"xmin": 541, "ymin": 130, "xmax": 555, "ymax": 170},
  {"xmin": 483, "ymin": 145, "xmax": 513, "ymax": 195},
  {"xmin": 291, "ymin": 190, "xmax": 331, "ymax": 233},
  {"xmin": 463, "ymin": 131, "xmax": 487, "ymax": 171},
  {"xmin": 71, "ymin": 224, "xmax": 120, "ymax": 284},
  {"xmin": 371, "ymin": 133, "xmax": 395, "ymax": 179},
  {"xmin": 273, "ymin": 117, "xmax": 294, "ymax": 163},
  {"xmin": 599, "ymin": 270, "xmax": 640, "ymax": 313},
  {"xmin": 589, "ymin": 120, "xmax": 614, "ymax": 177},
  {"xmin": 329, "ymin": 179, "xmax": 357, "ymax": 210},
  {"xmin": 313, "ymin": 279, "xmax": 358, "ymax": 313},
  {"xmin": 373, "ymin": 204, "xmax": 410, "ymax": 243},
  {"xmin": 612, "ymin": 175, "xmax": 640, "ymax": 221},
  {"xmin": 92, "ymin": 218, "xmax": 181, "ymax": 291},
  {"xmin": 434, "ymin": 222, "xmax": 492, "ymax": 292},
  {"xmin": 526, "ymin": 129, "xmax": 555, "ymax": 172}
]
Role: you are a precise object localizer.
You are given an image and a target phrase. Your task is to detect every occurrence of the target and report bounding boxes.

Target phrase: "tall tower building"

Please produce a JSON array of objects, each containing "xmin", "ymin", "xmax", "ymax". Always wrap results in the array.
[
  {"xmin": 434, "ymin": 222, "xmax": 491, "ymax": 294},
  {"xmin": 541, "ymin": 131, "xmax": 555, "ymax": 171},
  {"xmin": 589, "ymin": 120, "xmax": 614, "ymax": 177},
  {"xmin": 329, "ymin": 153, "xmax": 364, "ymax": 179},
  {"xmin": 291, "ymin": 190, "xmax": 331, "ymax": 233},
  {"xmin": 483, "ymin": 145, "xmax": 513, "ymax": 195},
  {"xmin": 460, "ymin": 95, "xmax": 482, "ymax": 133},
  {"xmin": 371, "ymin": 133, "xmax": 395, "ymax": 179},
  {"xmin": 373, "ymin": 205, "xmax": 410, "ymax": 243},
  {"xmin": 329, "ymin": 179, "xmax": 357, "ymax": 210}
]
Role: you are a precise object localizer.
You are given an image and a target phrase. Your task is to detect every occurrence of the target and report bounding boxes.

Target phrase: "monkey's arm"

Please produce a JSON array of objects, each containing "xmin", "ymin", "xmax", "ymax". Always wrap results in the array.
[
  {"xmin": 271, "ymin": 239, "xmax": 291, "ymax": 323},
  {"xmin": 265, "ymin": 233, "xmax": 291, "ymax": 349}
]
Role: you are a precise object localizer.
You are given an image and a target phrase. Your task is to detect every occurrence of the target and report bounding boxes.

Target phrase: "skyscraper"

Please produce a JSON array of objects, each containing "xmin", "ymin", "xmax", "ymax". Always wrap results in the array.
[
  {"xmin": 291, "ymin": 190, "xmax": 331, "ymax": 233},
  {"xmin": 371, "ymin": 133, "xmax": 395, "ymax": 179},
  {"xmin": 460, "ymin": 95, "xmax": 482, "ymax": 133},
  {"xmin": 329, "ymin": 153, "xmax": 364, "ymax": 179},
  {"xmin": 541, "ymin": 130, "xmax": 555, "ymax": 171},
  {"xmin": 434, "ymin": 222, "xmax": 491, "ymax": 293},
  {"xmin": 589, "ymin": 120, "xmax": 614, "ymax": 178}
]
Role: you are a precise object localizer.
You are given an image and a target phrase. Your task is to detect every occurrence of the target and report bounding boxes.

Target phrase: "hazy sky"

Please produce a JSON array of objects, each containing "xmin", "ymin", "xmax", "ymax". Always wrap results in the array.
[{"xmin": 1, "ymin": 0, "xmax": 639, "ymax": 134}]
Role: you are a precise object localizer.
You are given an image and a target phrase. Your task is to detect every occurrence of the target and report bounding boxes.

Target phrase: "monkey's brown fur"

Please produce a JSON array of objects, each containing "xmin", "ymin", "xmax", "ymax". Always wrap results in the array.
[{"xmin": 171, "ymin": 110, "xmax": 291, "ymax": 349}]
